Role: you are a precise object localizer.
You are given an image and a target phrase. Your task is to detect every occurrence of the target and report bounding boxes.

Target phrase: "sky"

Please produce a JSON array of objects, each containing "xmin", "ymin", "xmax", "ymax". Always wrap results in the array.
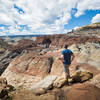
[{"xmin": 0, "ymin": 0, "xmax": 100, "ymax": 36}]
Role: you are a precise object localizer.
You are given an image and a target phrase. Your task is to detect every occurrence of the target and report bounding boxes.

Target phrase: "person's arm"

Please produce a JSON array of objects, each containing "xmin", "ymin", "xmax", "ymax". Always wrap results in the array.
[
  {"xmin": 59, "ymin": 55, "xmax": 64, "ymax": 63},
  {"xmin": 71, "ymin": 53, "xmax": 75, "ymax": 62},
  {"xmin": 60, "ymin": 55, "xmax": 64, "ymax": 63}
]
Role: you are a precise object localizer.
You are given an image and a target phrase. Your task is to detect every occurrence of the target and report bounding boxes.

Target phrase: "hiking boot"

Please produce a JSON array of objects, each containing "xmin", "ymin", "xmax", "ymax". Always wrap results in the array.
[{"xmin": 66, "ymin": 81, "xmax": 72, "ymax": 86}]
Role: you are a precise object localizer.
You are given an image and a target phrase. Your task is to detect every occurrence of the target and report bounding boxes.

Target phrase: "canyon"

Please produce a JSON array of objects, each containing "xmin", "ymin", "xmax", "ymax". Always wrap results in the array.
[{"xmin": 0, "ymin": 23, "xmax": 100, "ymax": 100}]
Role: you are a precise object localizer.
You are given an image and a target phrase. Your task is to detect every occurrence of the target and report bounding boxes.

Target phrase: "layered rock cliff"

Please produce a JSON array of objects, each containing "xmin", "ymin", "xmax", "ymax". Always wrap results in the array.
[
  {"xmin": 0, "ymin": 39, "xmax": 43, "ymax": 75},
  {"xmin": 74, "ymin": 23, "xmax": 100, "ymax": 37}
]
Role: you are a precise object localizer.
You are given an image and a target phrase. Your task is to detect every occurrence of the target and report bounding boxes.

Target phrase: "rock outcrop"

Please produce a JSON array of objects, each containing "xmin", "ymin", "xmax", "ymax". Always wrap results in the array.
[
  {"xmin": 2, "ymin": 42, "xmax": 100, "ymax": 91},
  {"xmin": 68, "ymin": 71, "xmax": 93, "ymax": 83},
  {"xmin": 53, "ymin": 71, "xmax": 93, "ymax": 88},
  {"xmin": 35, "ymin": 23, "xmax": 100, "ymax": 48},
  {"xmin": 0, "ymin": 77, "xmax": 14, "ymax": 100},
  {"xmin": 6, "ymin": 82, "xmax": 100, "ymax": 100},
  {"xmin": 66, "ymin": 83, "xmax": 100, "ymax": 100},
  {"xmin": 9, "ymin": 39, "xmax": 36, "ymax": 53},
  {"xmin": 2, "ymin": 52, "xmax": 93, "ymax": 94},
  {"xmin": 10, "ymin": 89, "xmax": 57, "ymax": 100},
  {"xmin": 0, "ymin": 38, "xmax": 12, "ymax": 75},
  {"xmin": 74, "ymin": 23, "xmax": 100, "ymax": 37},
  {"xmin": 0, "ymin": 39, "xmax": 43, "ymax": 75},
  {"xmin": 53, "ymin": 75, "xmax": 67, "ymax": 88},
  {"xmin": 69, "ymin": 43, "xmax": 100, "ymax": 70},
  {"xmin": 0, "ymin": 38, "xmax": 10, "ymax": 50},
  {"xmin": 1, "ymin": 52, "xmax": 55, "ymax": 89},
  {"xmin": 32, "ymin": 75, "xmax": 57, "ymax": 95},
  {"xmin": 35, "ymin": 35, "xmax": 100, "ymax": 48},
  {"xmin": 0, "ymin": 50, "xmax": 19, "ymax": 75},
  {"xmin": 90, "ymin": 74, "xmax": 100, "ymax": 88}
]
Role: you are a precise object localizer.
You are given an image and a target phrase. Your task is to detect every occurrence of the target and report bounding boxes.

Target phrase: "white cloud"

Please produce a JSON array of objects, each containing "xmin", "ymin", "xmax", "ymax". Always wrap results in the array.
[
  {"xmin": 0, "ymin": 0, "xmax": 79, "ymax": 35},
  {"xmin": 91, "ymin": 14, "xmax": 100, "ymax": 23},
  {"xmin": 75, "ymin": 0, "xmax": 100, "ymax": 17},
  {"xmin": 0, "ymin": 13, "xmax": 13, "ymax": 24},
  {"xmin": 74, "ymin": 26, "xmax": 80, "ymax": 30},
  {"xmin": 0, "ymin": 0, "xmax": 100, "ymax": 35}
]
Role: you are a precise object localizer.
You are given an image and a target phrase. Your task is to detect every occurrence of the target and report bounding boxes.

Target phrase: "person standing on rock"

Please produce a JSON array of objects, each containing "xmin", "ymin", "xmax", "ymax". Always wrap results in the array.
[{"xmin": 60, "ymin": 44, "xmax": 75, "ymax": 85}]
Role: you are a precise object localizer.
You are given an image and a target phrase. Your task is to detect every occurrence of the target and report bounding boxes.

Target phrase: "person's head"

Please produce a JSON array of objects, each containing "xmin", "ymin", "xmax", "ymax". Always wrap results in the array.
[{"xmin": 64, "ymin": 44, "xmax": 68, "ymax": 49}]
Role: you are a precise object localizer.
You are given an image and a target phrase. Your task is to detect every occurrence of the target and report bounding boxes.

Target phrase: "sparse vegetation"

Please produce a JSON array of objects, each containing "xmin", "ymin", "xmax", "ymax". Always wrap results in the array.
[
  {"xmin": 76, "ymin": 22, "xmax": 100, "ymax": 31},
  {"xmin": 93, "ymin": 22, "xmax": 100, "ymax": 24}
]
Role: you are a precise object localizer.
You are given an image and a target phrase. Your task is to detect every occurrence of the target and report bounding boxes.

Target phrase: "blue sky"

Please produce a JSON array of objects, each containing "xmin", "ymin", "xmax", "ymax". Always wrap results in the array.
[
  {"xmin": 0, "ymin": 0, "xmax": 100, "ymax": 36},
  {"xmin": 65, "ymin": 10, "xmax": 100, "ymax": 30},
  {"xmin": 14, "ymin": 4, "xmax": 25, "ymax": 14}
]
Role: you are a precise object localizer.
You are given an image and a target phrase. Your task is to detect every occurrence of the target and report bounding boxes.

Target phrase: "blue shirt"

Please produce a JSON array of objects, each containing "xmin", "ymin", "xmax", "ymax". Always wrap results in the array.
[{"xmin": 61, "ymin": 49, "xmax": 73, "ymax": 64}]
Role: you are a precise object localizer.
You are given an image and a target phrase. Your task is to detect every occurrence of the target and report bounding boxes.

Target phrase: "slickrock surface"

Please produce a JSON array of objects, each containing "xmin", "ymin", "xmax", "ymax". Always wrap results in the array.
[
  {"xmin": 7, "ymin": 82, "xmax": 100, "ymax": 100},
  {"xmin": 69, "ymin": 43, "xmax": 100, "ymax": 69},
  {"xmin": 2, "ymin": 43, "xmax": 100, "ymax": 90},
  {"xmin": 66, "ymin": 83, "xmax": 100, "ymax": 100},
  {"xmin": 90, "ymin": 74, "xmax": 100, "ymax": 88},
  {"xmin": 32, "ymin": 75, "xmax": 57, "ymax": 95},
  {"xmin": 1, "ymin": 53, "xmax": 54, "ymax": 89}
]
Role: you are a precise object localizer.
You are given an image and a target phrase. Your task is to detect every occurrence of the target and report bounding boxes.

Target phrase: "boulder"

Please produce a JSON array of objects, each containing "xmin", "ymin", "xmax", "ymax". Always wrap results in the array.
[
  {"xmin": 0, "ymin": 78, "xmax": 7, "ymax": 95},
  {"xmin": 66, "ymin": 83, "xmax": 100, "ymax": 100},
  {"xmin": 0, "ymin": 48, "xmax": 5, "ymax": 54},
  {"xmin": 53, "ymin": 71, "xmax": 93, "ymax": 88},
  {"xmin": 68, "ymin": 71, "xmax": 93, "ymax": 83},
  {"xmin": 0, "ymin": 77, "xmax": 14, "ymax": 99},
  {"xmin": 69, "ymin": 43, "xmax": 100, "ymax": 69},
  {"xmin": 50, "ymin": 58, "xmax": 63, "ymax": 76},
  {"xmin": 31, "ymin": 75, "xmax": 57, "ymax": 95},
  {"xmin": 0, "ymin": 77, "xmax": 7, "ymax": 85},
  {"xmin": 90, "ymin": 74, "xmax": 100, "ymax": 88},
  {"xmin": 53, "ymin": 75, "xmax": 66, "ymax": 88},
  {"xmin": 2, "ymin": 53, "xmax": 54, "ymax": 89}
]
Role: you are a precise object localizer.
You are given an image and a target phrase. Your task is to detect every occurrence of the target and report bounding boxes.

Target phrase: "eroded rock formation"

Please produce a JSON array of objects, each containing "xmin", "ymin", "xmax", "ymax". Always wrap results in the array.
[
  {"xmin": 0, "ymin": 23, "xmax": 100, "ymax": 100},
  {"xmin": 66, "ymin": 83, "xmax": 100, "ymax": 100}
]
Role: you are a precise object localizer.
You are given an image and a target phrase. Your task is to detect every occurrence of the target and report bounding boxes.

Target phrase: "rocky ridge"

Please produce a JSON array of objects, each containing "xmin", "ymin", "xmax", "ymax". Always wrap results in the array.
[
  {"xmin": 74, "ymin": 23, "xmax": 100, "ymax": 37},
  {"xmin": 0, "ymin": 39, "xmax": 44, "ymax": 75}
]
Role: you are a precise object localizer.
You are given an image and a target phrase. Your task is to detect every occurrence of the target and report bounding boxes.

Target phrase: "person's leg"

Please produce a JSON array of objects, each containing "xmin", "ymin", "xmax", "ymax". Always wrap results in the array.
[
  {"xmin": 63, "ymin": 64, "xmax": 70, "ymax": 85},
  {"xmin": 65, "ymin": 66, "xmax": 70, "ymax": 79}
]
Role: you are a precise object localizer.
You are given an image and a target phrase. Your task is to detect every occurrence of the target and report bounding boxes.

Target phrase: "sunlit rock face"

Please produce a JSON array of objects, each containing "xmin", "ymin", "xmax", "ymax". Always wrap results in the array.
[
  {"xmin": 35, "ymin": 34, "xmax": 100, "ymax": 48},
  {"xmin": 2, "ymin": 42, "xmax": 100, "ymax": 90},
  {"xmin": 1, "ymin": 52, "xmax": 55, "ymax": 88},
  {"xmin": 66, "ymin": 83, "xmax": 100, "ymax": 100},
  {"xmin": 90, "ymin": 73, "xmax": 100, "ymax": 88},
  {"xmin": 69, "ymin": 43, "xmax": 100, "ymax": 70},
  {"xmin": 74, "ymin": 23, "xmax": 100, "ymax": 37}
]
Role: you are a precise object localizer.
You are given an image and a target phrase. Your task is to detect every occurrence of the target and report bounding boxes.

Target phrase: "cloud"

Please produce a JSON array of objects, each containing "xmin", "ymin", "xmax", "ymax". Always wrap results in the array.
[
  {"xmin": 75, "ymin": 0, "xmax": 100, "ymax": 17},
  {"xmin": 91, "ymin": 14, "xmax": 100, "ymax": 23},
  {"xmin": 0, "ymin": 0, "xmax": 80, "ymax": 35},
  {"xmin": 0, "ymin": 0, "xmax": 100, "ymax": 35}
]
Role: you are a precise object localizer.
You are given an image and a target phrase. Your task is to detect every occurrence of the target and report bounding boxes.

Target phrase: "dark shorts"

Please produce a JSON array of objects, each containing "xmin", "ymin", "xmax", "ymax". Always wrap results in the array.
[{"xmin": 63, "ymin": 63, "xmax": 70, "ymax": 72}]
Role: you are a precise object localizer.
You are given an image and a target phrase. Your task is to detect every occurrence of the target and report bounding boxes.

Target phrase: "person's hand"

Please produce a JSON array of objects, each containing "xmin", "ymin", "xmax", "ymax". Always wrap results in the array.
[
  {"xmin": 59, "ymin": 58, "xmax": 64, "ymax": 63},
  {"xmin": 58, "ymin": 57, "xmax": 61, "ymax": 60},
  {"xmin": 71, "ymin": 54, "xmax": 75, "ymax": 62}
]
